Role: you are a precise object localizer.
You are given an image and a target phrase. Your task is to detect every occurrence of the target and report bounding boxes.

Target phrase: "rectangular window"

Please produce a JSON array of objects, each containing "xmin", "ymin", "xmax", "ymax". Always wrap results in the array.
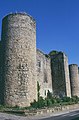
[
  {"xmin": 45, "ymin": 90, "xmax": 46, "ymax": 96},
  {"xmin": 38, "ymin": 61, "xmax": 41, "ymax": 67}
]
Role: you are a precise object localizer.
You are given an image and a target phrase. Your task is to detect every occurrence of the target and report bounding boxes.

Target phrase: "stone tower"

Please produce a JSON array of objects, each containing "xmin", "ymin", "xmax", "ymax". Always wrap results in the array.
[
  {"xmin": 69, "ymin": 64, "xmax": 79, "ymax": 97},
  {"xmin": 50, "ymin": 52, "xmax": 71, "ymax": 98},
  {"xmin": 1, "ymin": 13, "xmax": 37, "ymax": 107}
]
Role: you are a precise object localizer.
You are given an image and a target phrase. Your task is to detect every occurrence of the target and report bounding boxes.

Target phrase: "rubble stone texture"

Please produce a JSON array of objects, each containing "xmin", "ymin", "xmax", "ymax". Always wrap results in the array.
[
  {"xmin": 69, "ymin": 64, "xmax": 79, "ymax": 97},
  {"xmin": 1, "ymin": 13, "xmax": 37, "ymax": 107},
  {"xmin": 51, "ymin": 52, "xmax": 71, "ymax": 98},
  {"xmin": 1, "ymin": 12, "xmax": 79, "ymax": 107},
  {"xmin": 36, "ymin": 49, "xmax": 53, "ymax": 98}
]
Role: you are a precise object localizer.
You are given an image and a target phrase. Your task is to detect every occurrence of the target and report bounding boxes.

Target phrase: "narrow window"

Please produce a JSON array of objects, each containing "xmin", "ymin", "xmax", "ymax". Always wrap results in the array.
[
  {"xmin": 38, "ymin": 61, "xmax": 41, "ymax": 67},
  {"xmin": 37, "ymin": 61, "xmax": 41, "ymax": 72},
  {"xmin": 45, "ymin": 90, "xmax": 46, "ymax": 96}
]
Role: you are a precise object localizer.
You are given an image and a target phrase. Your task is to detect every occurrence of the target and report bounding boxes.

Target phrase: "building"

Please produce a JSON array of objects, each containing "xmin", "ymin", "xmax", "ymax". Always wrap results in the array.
[{"xmin": 0, "ymin": 12, "xmax": 78, "ymax": 107}]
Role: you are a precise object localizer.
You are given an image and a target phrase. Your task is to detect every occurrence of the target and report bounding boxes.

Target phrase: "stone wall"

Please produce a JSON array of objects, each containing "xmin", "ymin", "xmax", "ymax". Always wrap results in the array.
[
  {"xmin": 69, "ymin": 64, "xmax": 79, "ymax": 97},
  {"xmin": 0, "ymin": 12, "xmax": 79, "ymax": 107},
  {"xmin": 63, "ymin": 54, "xmax": 71, "ymax": 97},
  {"xmin": 78, "ymin": 67, "xmax": 79, "ymax": 80},
  {"xmin": 51, "ymin": 52, "xmax": 71, "ymax": 97},
  {"xmin": 36, "ymin": 49, "xmax": 53, "ymax": 98},
  {"xmin": 0, "ymin": 41, "xmax": 4, "ymax": 104},
  {"xmin": 24, "ymin": 103, "xmax": 79, "ymax": 116},
  {"xmin": 1, "ymin": 13, "xmax": 37, "ymax": 107}
]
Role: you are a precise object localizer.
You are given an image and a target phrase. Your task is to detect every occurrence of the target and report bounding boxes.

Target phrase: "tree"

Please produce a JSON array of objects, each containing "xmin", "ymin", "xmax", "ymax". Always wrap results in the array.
[{"xmin": 37, "ymin": 81, "xmax": 40, "ymax": 101}]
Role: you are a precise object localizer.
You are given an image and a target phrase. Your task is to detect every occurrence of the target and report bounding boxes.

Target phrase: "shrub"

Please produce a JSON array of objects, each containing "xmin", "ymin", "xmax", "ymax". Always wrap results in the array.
[
  {"xmin": 47, "ymin": 90, "xmax": 52, "ymax": 99},
  {"xmin": 71, "ymin": 96, "xmax": 79, "ymax": 103},
  {"xmin": 30, "ymin": 96, "xmax": 79, "ymax": 109},
  {"xmin": 37, "ymin": 81, "xmax": 40, "ymax": 101},
  {"xmin": 55, "ymin": 97, "xmax": 61, "ymax": 103},
  {"xmin": 62, "ymin": 97, "xmax": 71, "ymax": 102},
  {"xmin": 30, "ymin": 100, "xmax": 38, "ymax": 108},
  {"xmin": 46, "ymin": 99, "xmax": 52, "ymax": 107}
]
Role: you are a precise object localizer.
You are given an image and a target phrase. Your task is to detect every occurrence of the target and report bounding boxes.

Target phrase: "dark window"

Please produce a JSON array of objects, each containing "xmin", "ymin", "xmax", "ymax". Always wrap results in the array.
[
  {"xmin": 38, "ymin": 61, "xmax": 41, "ymax": 67},
  {"xmin": 45, "ymin": 90, "xmax": 46, "ymax": 96}
]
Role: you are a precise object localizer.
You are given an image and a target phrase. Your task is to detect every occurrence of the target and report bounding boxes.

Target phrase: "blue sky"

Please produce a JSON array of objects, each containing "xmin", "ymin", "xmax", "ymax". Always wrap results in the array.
[{"xmin": 0, "ymin": 0, "xmax": 79, "ymax": 65}]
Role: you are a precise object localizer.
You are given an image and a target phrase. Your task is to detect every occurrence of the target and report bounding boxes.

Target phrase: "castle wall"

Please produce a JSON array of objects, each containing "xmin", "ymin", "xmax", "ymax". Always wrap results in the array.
[
  {"xmin": 69, "ymin": 64, "xmax": 79, "ymax": 97},
  {"xmin": 1, "ymin": 12, "xmax": 79, "ymax": 107},
  {"xmin": 78, "ymin": 67, "xmax": 79, "ymax": 82},
  {"xmin": 51, "ymin": 52, "xmax": 71, "ymax": 97},
  {"xmin": 0, "ymin": 41, "xmax": 4, "ymax": 104},
  {"xmin": 63, "ymin": 54, "xmax": 71, "ymax": 97},
  {"xmin": 1, "ymin": 13, "xmax": 37, "ymax": 107},
  {"xmin": 36, "ymin": 49, "xmax": 53, "ymax": 98}
]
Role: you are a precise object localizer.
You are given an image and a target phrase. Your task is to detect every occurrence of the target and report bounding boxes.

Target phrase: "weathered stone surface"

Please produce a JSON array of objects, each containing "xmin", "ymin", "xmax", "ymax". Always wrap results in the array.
[
  {"xmin": 36, "ymin": 49, "xmax": 53, "ymax": 98},
  {"xmin": 1, "ymin": 13, "xmax": 37, "ymax": 107},
  {"xmin": 50, "ymin": 52, "xmax": 71, "ymax": 97},
  {"xmin": 63, "ymin": 54, "xmax": 71, "ymax": 97},
  {"xmin": 0, "ymin": 12, "xmax": 79, "ymax": 107},
  {"xmin": 69, "ymin": 64, "xmax": 79, "ymax": 97},
  {"xmin": 0, "ymin": 41, "xmax": 4, "ymax": 104}
]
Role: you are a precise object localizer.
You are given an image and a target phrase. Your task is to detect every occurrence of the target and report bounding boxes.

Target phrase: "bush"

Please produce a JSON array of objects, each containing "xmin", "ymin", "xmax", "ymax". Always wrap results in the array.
[
  {"xmin": 55, "ymin": 98, "xmax": 61, "ymax": 103},
  {"xmin": 30, "ymin": 96, "xmax": 79, "ymax": 109},
  {"xmin": 51, "ymin": 98, "xmax": 55, "ymax": 104},
  {"xmin": 71, "ymin": 96, "xmax": 79, "ymax": 103},
  {"xmin": 30, "ymin": 100, "xmax": 38, "ymax": 108},
  {"xmin": 46, "ymin": 99, "xmax": 52, "ymax": 107},
  {"xmin": 38, "ymin": 97, "xmax": 45, "ymax": 108},
  {"xmin": 30, "ymin": 97, "xmax": 46, "ymax": 108},
  {"xmin": 62, "ymin": 97, "xmax": 71, "ymax": 102}
]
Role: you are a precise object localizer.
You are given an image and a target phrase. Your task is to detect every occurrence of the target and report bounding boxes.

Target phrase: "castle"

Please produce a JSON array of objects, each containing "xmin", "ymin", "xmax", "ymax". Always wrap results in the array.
[{"xmin": 0, "ymin": 12, "xmax": 79, "ymax": 107}]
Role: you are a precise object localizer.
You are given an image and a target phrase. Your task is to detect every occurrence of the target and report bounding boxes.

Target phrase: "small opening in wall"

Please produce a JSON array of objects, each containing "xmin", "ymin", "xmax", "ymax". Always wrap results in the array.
[
  {"xmin": 38, "ymin": 61, "xmax": 41, "ymax": 67},
  {"xmin": 45, "ymin": 90, "xmax": 46, "ymax": 96},
  {"xmin": 37, "ymin": 61, "xmax": 41, "ymax": 72}
]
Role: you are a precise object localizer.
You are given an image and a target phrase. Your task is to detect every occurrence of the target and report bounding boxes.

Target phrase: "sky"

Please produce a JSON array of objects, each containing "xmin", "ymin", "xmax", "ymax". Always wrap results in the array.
[{"xmin": 0, "ymin": 0, "xmax": 79, "ymax": 65}]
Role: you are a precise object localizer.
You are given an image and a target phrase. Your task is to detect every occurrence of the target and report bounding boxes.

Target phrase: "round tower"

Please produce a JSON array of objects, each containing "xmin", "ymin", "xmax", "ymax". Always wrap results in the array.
[
  {"xmin": 1, "ymin": 13, "xmax": 37, "ymax": 107},
  {"xmin": 69, "ymin": 64, "xmax": 79, "ymax": 97}
]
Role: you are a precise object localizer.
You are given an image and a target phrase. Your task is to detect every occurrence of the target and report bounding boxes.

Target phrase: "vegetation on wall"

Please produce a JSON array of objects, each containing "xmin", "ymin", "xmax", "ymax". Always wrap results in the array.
[
  {"xmin": 30, "ymin": 90, "xmax": 79, "ymax": 109},
  {"xmin": 0, "ymin": 95, "xmax": 79, "ymax": 115},
  {"xmin": 49, "ymin": 50, "xmax": 59, "ymax": 56},
  {"xmin": 37, "ymin": 81, "xmax": 40, "ymax": 101}
]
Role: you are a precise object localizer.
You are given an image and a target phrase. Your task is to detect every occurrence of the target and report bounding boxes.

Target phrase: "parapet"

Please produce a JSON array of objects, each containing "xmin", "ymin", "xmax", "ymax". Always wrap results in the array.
[
  {"xmin": 37, "ymin": 49, "xmax": 50, "ymax": 59},
  {"xmin": 49, "ymin": 50, "xmax": 68, "ymax": 59},
  {"xmin": 69, "ymin": 64, "xmax": 78, "ymax": 67},
  {"xmin": 2, "ymin": 12, "xmax": 36, "ymax": 22}
]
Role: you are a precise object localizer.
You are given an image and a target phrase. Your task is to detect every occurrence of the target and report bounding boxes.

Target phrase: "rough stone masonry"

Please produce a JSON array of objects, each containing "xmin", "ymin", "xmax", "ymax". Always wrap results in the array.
[
  {"xmin": 0, "ymin": 12, "xmax": 79, "ymax": 107},
  {"xmin": 1, "ymin": 13, "xmax": 37, "ymax": 107}
]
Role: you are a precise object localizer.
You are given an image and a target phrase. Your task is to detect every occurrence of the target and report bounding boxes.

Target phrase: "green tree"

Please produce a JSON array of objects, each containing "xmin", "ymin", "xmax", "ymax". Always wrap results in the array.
[{"xmin": 37, "ymin": 81, "xmax": 40, "ymax": 101}]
